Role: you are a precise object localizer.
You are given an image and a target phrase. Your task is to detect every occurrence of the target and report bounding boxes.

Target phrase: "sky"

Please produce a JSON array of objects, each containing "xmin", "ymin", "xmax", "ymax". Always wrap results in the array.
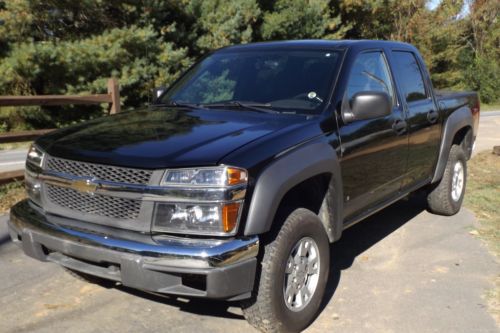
[
  {"xmin": 427, "ymin": 0, "xmax": 441, "ymax": 10},
  {"xmin": 427, "ymin": 0, "xmax": 470, "ymax": 16}
]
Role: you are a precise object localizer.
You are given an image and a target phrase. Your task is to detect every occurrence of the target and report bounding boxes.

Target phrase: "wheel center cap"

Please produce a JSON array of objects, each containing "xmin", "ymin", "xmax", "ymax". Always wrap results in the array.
[{"xmin": 295, "ymin": 262, "xmax": 307, "ymax": 282}]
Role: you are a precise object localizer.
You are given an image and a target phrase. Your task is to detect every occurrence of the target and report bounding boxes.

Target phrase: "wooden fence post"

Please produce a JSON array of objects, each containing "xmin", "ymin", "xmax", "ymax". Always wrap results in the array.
[
  {"xmin": 0, "ymin": 170, "xmax": 24, "ymax": 186},
  {"xmin": 107, "ymin": 78, "xmax": 121, "ymax": 114}
]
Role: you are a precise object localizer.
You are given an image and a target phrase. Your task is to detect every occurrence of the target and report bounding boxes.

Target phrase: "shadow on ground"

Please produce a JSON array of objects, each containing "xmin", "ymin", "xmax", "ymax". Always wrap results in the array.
[
  {"xmin": 0, "ymin": 235, "xmax": 10, "ymax": 247},
  {"xmin": 83, "ymin": 194, "xmax": 428, "ymax": 322},
  {"xmin": 320, "ymin": 193, "xmax": 427, "ymax": 312}
]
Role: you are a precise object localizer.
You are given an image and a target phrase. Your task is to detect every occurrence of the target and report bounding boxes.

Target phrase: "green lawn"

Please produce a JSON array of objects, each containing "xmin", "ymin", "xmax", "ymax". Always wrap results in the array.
[
  {"xmin": 0, "ymin": 141, "xmax": 32, "ymax": 151},
  {"xmin": 464, "ymin": 151, "xmax": 500, "ymax": 323},
  {"xmin": 465, "ymin": 151, "xmax": 500, "ymax": 255},
  {"xmin": 482, "ymin": 103, "xmax": 500, "ymax": 112},
  {"xmin": 0, "ymin": 181, "xmax": 25, "ymax": 214}
]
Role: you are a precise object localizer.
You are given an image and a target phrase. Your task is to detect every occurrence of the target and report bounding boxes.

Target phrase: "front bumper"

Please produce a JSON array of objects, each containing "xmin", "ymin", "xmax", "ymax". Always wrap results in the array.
[{"xmin": 8, "ymin": 200, "xmax": 259, "ymax": 300}]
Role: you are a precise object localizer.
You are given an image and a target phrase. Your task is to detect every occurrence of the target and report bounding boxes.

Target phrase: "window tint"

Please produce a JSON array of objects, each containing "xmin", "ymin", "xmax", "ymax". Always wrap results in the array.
[
  {"xmin": 345, "ymin": 52, "xmax": 394, "ymax": 102},
  {"xmin": 392, "ymin": 51, "xmax": 427, "ymax": 102},
  {"xmin": 161, "ymin": 50, "xmax": 341, "ymax": 113}
]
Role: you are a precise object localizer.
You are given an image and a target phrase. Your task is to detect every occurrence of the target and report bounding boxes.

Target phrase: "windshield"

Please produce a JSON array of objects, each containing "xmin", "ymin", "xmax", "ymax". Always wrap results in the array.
[{"xmin": 159, "ymin": 50, "xmax": 342, "ymax": 114}]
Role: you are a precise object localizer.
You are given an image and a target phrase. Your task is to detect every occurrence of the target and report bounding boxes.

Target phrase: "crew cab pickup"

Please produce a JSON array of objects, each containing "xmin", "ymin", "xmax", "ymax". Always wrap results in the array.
[{"xmin": 9, "ymin": 40, "xmax": 480, "ymax": 332}]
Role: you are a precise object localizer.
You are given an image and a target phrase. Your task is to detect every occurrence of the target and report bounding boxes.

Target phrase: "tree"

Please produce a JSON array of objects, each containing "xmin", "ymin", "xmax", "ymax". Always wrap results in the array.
[
  {"xmin": 0, "ymin": 1, "xmax": 191, "ymax": 130},
  {"xmin": 184, "ymin": 0, "xmax": 261, "ymax": 51},
  {"xmin": 462, "ymin": 0, "xmax": 499, "ymax": 103},
  {"xmin": 261, "ymin": 0, "xmax": 347, "ymax": 40}
]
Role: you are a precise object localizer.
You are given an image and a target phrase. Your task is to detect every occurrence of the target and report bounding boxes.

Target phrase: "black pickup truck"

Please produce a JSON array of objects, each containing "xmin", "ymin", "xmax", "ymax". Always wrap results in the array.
[{"xmin": 9, "ymin": 40, "xmax": 480, "ymax": 332}]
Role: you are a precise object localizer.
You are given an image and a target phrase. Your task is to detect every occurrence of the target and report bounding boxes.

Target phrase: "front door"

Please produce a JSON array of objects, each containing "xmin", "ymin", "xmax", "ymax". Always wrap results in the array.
[{"xmin": 338, "ymin": 51, "xmax": 409, "ymax": 221}]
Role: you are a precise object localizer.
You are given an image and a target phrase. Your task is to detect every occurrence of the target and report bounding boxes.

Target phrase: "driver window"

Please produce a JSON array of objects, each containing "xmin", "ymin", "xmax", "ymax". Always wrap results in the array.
[{"xmin": 345, "ymin": 52, "xmax": 394, "ymax": 104}]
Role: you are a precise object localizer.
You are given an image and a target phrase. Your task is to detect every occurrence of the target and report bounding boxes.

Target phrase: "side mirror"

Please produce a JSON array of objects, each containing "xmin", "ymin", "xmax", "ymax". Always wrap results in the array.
[
  {"xmin": 152, "ymin": 86, "xmax": 167, "ymax": 103},
  {"xmin": 342, "ymin": 91, "xmax": 391, "ymax": 123}
]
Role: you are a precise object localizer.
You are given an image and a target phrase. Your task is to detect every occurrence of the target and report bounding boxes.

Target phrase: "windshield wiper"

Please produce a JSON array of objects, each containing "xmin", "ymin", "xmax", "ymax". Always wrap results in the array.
[
  {"xmin": 202, "ymin": 101, "xmax": 279, "ymax": 113},
  {"xmin": 153, "ymin": 101, "xmax": 201, "ymax": 109}
]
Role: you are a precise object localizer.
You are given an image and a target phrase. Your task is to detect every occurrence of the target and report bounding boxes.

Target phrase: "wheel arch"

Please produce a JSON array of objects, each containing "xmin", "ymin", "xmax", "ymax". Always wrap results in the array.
[
  {"xmin": 243, "ymin": 141, "xmax": 343, "ymax": 242},
  {"xmin": 432, "ymin": 106, "xmax": 474, "ymax": 184}
]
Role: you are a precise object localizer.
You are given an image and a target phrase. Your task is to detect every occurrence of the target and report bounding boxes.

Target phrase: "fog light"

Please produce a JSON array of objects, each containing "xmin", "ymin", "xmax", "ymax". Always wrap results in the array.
[{"xmin": 25, "ymin": 172, "xmax": 42, "ymax": 206}]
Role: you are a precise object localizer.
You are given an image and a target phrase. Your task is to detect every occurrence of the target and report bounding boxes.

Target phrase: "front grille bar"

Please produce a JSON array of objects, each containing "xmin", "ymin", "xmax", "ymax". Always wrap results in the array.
[
  {"xmin": 36, "ymin": 169, "xmax": 246, "ymax": 203},
  {"xmin": 46, "ymin": 156, "xmax": 153, "ymax": 185},
  {"xmin": 47, "ymin": 185, "xmax": 142, "ymax": 220}
]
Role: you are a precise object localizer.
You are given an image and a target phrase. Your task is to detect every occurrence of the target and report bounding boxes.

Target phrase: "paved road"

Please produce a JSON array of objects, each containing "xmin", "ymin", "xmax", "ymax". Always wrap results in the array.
[
  {"xmin": 475, "ymin": 112, "xmax": 500, "ymax": 155},
  {"xmin": 0, "ymin": 148, "xmax": 28, "ymax": 172},
  {"xmin": 0, "ymin": 197, "xmax": 498, "ymax": 332}
]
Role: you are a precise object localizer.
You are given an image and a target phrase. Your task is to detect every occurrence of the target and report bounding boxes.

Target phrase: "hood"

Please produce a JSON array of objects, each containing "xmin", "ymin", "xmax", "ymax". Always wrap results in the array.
[{"xmin": 37, "ymin": 107, "xmax": 308, "ymax": 169}]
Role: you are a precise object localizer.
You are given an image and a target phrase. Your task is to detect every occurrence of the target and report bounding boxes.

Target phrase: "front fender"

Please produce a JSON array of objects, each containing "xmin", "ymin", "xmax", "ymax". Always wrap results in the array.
[{"xmin": 243, "ymin": 140, "xmax": 343, "ymax": 241}]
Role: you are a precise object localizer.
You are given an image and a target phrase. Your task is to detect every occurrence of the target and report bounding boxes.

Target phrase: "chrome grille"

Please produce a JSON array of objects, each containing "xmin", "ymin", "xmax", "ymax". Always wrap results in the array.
[
  {"xmin": 46, "ymin": 185, "xmax": 141, "ymax": 220},
  {"xmin": 46, "ymin": 157, "xmax": 153, "ymax": 185}
]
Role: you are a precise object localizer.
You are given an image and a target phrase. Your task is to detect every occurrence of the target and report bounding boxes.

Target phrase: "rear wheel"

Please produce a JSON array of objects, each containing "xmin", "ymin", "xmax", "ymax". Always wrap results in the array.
[
  {"xmin": 427, "ymin": 144, "xmax": 467, "ymax": 215},
  {"xmin": 241, "ymin": 208, "xmax": 330, "ymax": 332}
]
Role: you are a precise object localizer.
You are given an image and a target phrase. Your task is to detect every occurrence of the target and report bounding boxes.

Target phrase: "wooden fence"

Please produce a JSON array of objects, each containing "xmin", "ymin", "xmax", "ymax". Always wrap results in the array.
[{"xmin": 0, "ymin": 78, "xmax": 120, "ymax": 185}]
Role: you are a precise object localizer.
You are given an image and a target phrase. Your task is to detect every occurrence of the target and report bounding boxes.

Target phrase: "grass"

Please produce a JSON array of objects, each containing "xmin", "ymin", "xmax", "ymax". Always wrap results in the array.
[
  {"xmin": 0, "ymin": 141, "xmax": 32, "ymax": 151},
  {"xmin": 465, "ymin": 151, "xmax": 500, "ymax": 254},
  {"xmin": 0, "ymin": 181, "xmax": 26, "ymax": 215},
  {"xmin": 482, "ymin": 103, "xmax": 500, "ymax": 112},
  {"xmin": 464, "ymin": 150, "xmax": 500, "ymax": 323}
]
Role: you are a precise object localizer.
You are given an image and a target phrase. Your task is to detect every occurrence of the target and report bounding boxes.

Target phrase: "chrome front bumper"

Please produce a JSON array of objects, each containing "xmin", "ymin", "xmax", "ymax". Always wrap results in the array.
[{"xmin": 9, "ymin": 199, "xmax": 259, "ymax": 300}]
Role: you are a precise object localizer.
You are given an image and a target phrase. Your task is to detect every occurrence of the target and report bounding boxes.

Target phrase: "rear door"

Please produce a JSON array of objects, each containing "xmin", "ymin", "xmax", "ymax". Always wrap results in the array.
[
  {"xmin": 339, "ymin": 50, "xmax": 409, "ymax": 220},
  {"xmin": 390, "ymin": 51, "xmax": 441, "ymax": 188}
]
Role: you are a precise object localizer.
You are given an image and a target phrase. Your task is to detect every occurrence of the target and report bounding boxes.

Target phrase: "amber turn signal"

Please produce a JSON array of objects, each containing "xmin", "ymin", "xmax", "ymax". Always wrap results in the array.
[
  {"xmin": 226, "ymin": 167, "xmax": 248, "ymax": 186},
  {"xmin": 222, "ymin": 202, "xmax": 241, "ymax": 232}
]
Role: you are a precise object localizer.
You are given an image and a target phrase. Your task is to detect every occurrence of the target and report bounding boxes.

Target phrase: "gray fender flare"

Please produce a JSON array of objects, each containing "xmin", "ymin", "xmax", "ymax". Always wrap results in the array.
[
  {"xmin": 243, "ymin": 141, "xmax": 343, "ymax": 242},
  {"xmin": 432, "ymin": 106, "xmax": 473, "ymax": 183}
]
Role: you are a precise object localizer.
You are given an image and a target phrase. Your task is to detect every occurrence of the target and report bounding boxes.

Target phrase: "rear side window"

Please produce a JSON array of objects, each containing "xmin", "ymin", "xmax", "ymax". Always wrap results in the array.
[
  {"xmin": 392, "ymin": 51, "xmax": 427, "ymax": 102},
  {"xmin": 345, "ymin": 51, "xmax": 394, "ymax": 102}
]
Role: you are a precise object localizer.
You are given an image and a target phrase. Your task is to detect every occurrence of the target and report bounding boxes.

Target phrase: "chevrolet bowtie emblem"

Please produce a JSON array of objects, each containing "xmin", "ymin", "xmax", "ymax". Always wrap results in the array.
[{"xmin": 71, "ymin": 178, "xmax": 99, "ymax": 194}]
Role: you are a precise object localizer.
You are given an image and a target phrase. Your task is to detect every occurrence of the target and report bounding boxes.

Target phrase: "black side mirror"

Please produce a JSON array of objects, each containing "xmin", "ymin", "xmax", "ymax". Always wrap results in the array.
[
  {"xmin": 152, "ymin": 86, "xmax": 167, "ymax": 103},
  {"xmin": 342, "ymin": 91, "xmax": 391, "ymax": 123}
]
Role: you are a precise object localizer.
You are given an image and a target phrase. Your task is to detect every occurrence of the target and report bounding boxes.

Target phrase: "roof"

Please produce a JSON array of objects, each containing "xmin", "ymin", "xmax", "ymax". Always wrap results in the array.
[{"xmin": 218, "ymin": 39, "xmax": 416, "ymax": 53}]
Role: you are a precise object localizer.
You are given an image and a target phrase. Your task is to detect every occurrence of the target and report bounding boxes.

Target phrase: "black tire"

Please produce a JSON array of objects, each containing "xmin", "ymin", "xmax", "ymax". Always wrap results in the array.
[
  {"xmin": 241, "ymin": 208, "xmax": 330, "ymax": 333},
  {"xmin": 64, "ymin": 268, "xmax": 116, "ymax": 287},
  {"xmin": 427, "ymin": 144, "xmax": 467, "ymax": 215}
]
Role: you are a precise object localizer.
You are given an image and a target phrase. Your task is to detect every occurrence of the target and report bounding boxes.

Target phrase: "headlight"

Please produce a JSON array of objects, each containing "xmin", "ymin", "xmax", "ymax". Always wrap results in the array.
[
  {"xmin": 153, "ymin": 202, "xmax": 242, "ymax": 235},
  {"xmin": 154, "ymin": 166, "xmax": 247, "ymax": 236},
  {"xmin": 26, "ymin": 144, "xmax": 45, "ymax": 168},
  {"xmin": 162, "ymin": 166, "xmax": 247, "ymax": 186}
]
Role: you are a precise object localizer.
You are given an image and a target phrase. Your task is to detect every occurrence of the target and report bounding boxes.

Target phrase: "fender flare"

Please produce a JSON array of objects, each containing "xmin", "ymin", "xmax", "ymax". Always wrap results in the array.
[
  {"xmin": 243, "ymin": 141, "xmax": 343, "ymax": 242},
  {"xmin": 432, "ymin": 106, "xmax": 473, "ymax": 183}
]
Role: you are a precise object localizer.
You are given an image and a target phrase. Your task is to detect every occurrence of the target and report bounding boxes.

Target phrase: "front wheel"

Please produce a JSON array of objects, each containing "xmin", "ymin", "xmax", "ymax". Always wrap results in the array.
[
  {"xmin": 427, "ymin": 144, "xmax": 467, "ymax": 215},
  {"xmin": 241, "ymin": 208, "xmax": 330, "ymax": 332}
]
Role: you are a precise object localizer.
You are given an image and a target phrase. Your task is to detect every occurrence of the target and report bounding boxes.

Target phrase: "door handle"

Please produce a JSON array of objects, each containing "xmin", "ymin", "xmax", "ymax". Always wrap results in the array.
[
  {"xmin": 392, "ymin": 119, "xmax": 407, "ymax": 135},
  {"xmin": 427, "ymin": 109, "xmax": 439, "ymax": 124}
]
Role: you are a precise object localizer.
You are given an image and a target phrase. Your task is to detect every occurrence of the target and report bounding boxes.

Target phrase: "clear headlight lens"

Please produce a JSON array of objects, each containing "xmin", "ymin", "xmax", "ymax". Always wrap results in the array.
[
  {"xmin": 26, "ymin": 144, "xmax": 45, "ymax": 168},
  {"xmin": 155, "ymin": 166, "xmax": 247, "ymax": 235},
  {"xmin": 153, "ymin": 202, "xmax": 242, "ymax": 236},
  {"xmin": 162, "ymin": 166, "xmax": 247, "ymax": 186}
]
